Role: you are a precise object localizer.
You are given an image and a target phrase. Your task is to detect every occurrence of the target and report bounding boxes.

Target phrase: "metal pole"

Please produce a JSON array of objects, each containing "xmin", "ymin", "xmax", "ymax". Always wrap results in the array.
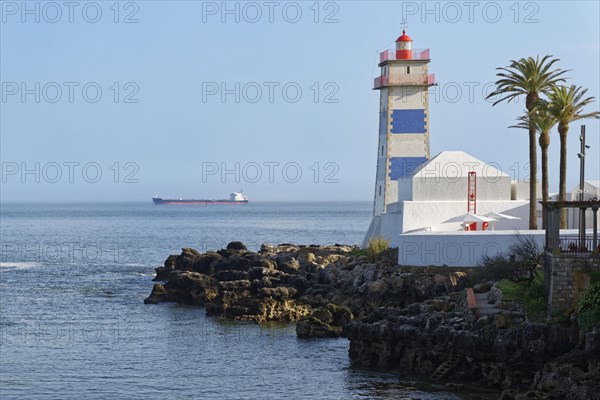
[
  {"xmin": 593, "ymin": 208, "xmax": 598, "ymax": 253},
  {"xmin": 579, "ymin": 126, "xmax": 586, "ymax": 246}
]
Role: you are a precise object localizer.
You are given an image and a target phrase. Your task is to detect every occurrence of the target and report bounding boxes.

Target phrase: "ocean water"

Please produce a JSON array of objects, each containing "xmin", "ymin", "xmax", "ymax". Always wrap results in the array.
[{"xmin": 0, "ymin": 202, "xmax": 494, "ymax": 399}]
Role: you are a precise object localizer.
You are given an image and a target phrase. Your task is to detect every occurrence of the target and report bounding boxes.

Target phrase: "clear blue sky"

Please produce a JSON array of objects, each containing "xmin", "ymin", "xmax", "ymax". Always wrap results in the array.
[{"xmin": 1, "ymin": 0, "xmax": 599, "ymax": 202}]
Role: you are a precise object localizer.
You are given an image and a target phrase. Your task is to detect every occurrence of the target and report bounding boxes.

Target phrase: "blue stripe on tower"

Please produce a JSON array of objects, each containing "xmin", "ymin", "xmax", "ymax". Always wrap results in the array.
[
  {"xmin": 389, "ymin": 157, "xmax": 427, "ymax": 180},
  {"xmin": 390, "ymin": 109, "xmax": 426, "ymax": 134}
]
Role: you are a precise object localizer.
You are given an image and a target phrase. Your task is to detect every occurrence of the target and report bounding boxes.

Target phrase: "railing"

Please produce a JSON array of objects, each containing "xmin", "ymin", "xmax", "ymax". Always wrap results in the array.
[
  {"xmin": 380, "ymin": 48, "xmax": 431, "ymax": 63},
  {"xmin": 373, "ymin": 73, "xmax": 435, "ymax": 88},
  {"xmin": 558, "ymin": 235, "xmax": 600, "ymax": 254}
]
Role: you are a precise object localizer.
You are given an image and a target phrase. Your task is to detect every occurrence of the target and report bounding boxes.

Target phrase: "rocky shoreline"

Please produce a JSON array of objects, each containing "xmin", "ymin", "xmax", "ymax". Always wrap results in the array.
[{"xmin": 145, "ymin": 242, "xmax": 599, "ymax": 399}]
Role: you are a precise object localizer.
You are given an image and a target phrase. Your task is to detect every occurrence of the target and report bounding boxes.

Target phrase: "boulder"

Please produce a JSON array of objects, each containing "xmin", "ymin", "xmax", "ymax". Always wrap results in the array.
[
  {"xmin": 175, "ymin": 248, "xmax": 202, "ymax": 270},
  {"xmin": 279, "ymin": 259, "xmax": 301, "ymax": 275},
  {"xmin": 191, "ymin": 252, "xmax": 225, "ymax": 275},
  {"xmin": 153, "ymin": 254, "xmax": 178, "ymax": 281},
  {"xmin": 227, "ymin": 241, "xmax": 247, "ymax": 251},
  {"xmin": 296, "ymin": 316, "xmax": 340, "ymax": 338},
  {"xmin": 163, "ymin": 270, "xmax": 216, "ymax": 305},
  {"xmin": 144, "ymin": 284, "xmax": 168, "ymax": 304}
]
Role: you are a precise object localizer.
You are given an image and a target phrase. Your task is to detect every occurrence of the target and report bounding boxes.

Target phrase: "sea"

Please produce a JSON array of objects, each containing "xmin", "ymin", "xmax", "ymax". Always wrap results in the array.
[{"xmin": 0, "ymin": 202, "xmax": 498, "ymax": 399}]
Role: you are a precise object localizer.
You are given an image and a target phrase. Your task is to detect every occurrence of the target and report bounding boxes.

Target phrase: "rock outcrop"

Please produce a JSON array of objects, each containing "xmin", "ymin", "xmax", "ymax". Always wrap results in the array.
[
  {"xmin": 145, "ymin": 242, "xmax": 468, "ymax": 324},
  {"xmin": 343, "ymin": 290, "xmax": 600, "ymax": 399}
]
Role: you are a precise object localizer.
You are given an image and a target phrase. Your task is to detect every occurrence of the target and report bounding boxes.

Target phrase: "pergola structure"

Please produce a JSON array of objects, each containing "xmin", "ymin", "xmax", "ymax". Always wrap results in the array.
[{"xmin": 541, "ymin": 200, "xmax": 600, "ymax": 255}]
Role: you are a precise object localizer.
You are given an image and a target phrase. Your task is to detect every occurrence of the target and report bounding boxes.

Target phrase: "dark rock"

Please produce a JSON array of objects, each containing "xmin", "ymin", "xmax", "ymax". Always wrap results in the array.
[
  {"xmin": 296, "ymin": 316, "xmax": 340, "ymax": 338},
  {"xmin": 218, "ymin": 280, "xmax": 252, "ymax": 292},
  {"xmin": 290, "ymin": 276, "xmax": 310, "ymax": 293},
  {"xmin": 473, "ymin": 315, "xmax": 494, "ymax": 330},
  {"xmin": 215, "ymin": 270, "xmax": 249, "ymax": 282},
  {"xmin": 474, "ymin": 281, "xmax": 493, "ymax": 293},
  {"xmin": 214, "ymin": 255, "xmax": 252, "ymax": 272},
  {"xmin": 153, "ymin": 254, "xmax": 178, "ymax": 281},
  {"xmin": 164, "ymin": 254, "xmax": 177, "ymax": 269},
  {"xmin": 153, "ymin": 266, "xmax": 168, "ymax": 282},
  {"xmin": 344, "ymin": 294, "xmax": 586, "ymax": 391},
  {"xmin": 162, "ymin": 270, "xmax": 217, "ymax": 305},
  {"xmin": 175, "ymin": 248, "xmax": 202, "ymax": 270},
  {"xmin": 312, "ymin": 307, "xmax": 334, "ymax": 324},
  {"xmin": 191, "ymin": 252, "xmax": 224, "ymax": 275},
  {"xmin": 279, "ymin": 259, "xmax": 301, "ymax": 275},
  {"xmin": 144, "ymin": 284, "xmax": 168, "ymax": 304},
  {"xmin": 248, "ymin": 267, "xmax": 268, "ymax": 281},
  {"xmin": 259, "ymin": 286, "xmax": 298, "ymax": 300},
  {"xmin": 227, "ymin": 241, "xmax": 247, "ymax": 251},
  {"xmin": 327, "ymin": 303, "xmax": 354, "ymax": 326}
]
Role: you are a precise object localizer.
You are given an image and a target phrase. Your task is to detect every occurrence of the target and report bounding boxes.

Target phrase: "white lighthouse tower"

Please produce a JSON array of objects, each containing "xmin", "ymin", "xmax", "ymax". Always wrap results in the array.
[{"xmin": 365, "ymin": 29, "xmax": 435, "ymax": 243}]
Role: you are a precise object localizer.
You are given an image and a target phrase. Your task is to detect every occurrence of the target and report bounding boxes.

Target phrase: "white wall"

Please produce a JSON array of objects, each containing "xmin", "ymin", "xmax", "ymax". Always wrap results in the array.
[
  {"xmin": 389, "ymin": 85, "xmax": 427, "ymax": 109},
  {"xmin": 399, "ymin": 200, "xmax": 534, "ymax": 233},
  {"xmin": 412, "ymin": 176, "xmax": 512, "ymax": 201},
  {"xmin": 396, "ymin": 230, "xmax": 546, "ymax": 267},
  {"xmin": 512, "ymin": 180, "xmax": 542, "ymax": 200},
  {"xmin": 388, "ymin": 134, "xmax": 429, "ymax": 157}
]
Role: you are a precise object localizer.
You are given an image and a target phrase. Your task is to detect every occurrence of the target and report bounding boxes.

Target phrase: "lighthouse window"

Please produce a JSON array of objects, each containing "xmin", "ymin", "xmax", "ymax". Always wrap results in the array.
[
  {"xmin": 381, "ymin": 146, "xmax": 384, "ymax": 156},
  {"xmin": 379, "ymin": 186, "xmax": 382, "ymax": 196},
  {"xmin": 407, "ymin": 66, "xmax": 411, "ymax": 74}
]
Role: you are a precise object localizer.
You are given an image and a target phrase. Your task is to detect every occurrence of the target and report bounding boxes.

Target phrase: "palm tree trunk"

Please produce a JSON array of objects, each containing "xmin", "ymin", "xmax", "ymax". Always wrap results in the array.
[
  {"xmin": 528, "ymin": 126, "xmax": 538, "ymax": 229},
  {"xmin": 541, "ymin": 143, "xmax": 549, "ymax": 229},
  {"xmin": 558, "ymin": 124, "xmax": 569, "ymax": 228}
]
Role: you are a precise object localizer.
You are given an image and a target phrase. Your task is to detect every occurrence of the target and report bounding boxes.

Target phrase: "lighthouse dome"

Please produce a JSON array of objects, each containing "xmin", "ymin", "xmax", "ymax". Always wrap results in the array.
[{"xmin": 396, "ymin": 30, "xmax": 412, "ymax": 42}]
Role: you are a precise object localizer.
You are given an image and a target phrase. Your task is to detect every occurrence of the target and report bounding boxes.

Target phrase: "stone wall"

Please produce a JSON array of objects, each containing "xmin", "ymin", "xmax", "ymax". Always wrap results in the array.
[{"xmin": 545, "ymin": 253, "xmax": 600, "ymax": 314}]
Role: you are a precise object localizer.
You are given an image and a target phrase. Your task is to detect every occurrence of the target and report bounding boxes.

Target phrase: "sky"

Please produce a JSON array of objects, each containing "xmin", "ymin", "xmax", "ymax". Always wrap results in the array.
[{"xmin": 1, "ymin": 0, "xmax": 599, "ymax": 202}]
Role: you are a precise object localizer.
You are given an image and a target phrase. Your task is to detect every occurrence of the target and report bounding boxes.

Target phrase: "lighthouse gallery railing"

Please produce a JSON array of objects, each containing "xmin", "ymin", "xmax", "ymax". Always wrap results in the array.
[{"xmin": 379, "ymin": 48, "xmax": 431, "ymax": 63}]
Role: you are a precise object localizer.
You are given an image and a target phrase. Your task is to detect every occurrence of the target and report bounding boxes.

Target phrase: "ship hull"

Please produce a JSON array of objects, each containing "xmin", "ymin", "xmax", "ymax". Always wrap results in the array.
[{"xmin": 152, "ymin": 198, "xmax": 248, "ymax": 205}]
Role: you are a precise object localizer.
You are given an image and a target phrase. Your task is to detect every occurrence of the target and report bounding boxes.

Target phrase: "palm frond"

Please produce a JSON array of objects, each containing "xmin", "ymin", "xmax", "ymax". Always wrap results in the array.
[{"xmin": 487, "ymin": 55, "xmax": 569, "ymax": 107}]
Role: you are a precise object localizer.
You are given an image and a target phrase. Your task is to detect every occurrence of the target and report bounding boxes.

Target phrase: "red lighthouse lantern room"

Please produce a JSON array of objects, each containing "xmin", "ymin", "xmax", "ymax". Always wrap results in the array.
[{"xmin": 395, "ymin": 30, "xmax": 413, "ymax": 60}]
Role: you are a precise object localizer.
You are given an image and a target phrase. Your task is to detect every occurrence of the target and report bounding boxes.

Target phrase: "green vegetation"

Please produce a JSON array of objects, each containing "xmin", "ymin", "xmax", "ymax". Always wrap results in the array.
[
  {"xmin": 578, "ymin": 308, "xmax": 600, "ymax": 332},
  {"xmin": 590, "ymin": 271, "xmax": 600, "ymax": 285},
  {"xmin": 497, "ymin": 272, "xmax": 546, "ymax": 321},
  {"xmin": 365, "ymin": 237, "xmax": 390, "ymax": 262},
  {"xmin": 472, "ymin": 235, "xmax": 544, "ymax": 286},
  {"xmin": 349, "ymin": 248, "xmax": 366, "ymax": 257},
  {"xmin": 578, "ymin": 282, "xmax": 600, "ymax": 332},
  {"xmin": 578, "ymin": 282, "xmax": 600, "ymax": 313},
  {"xmin": 496, "ymin": 279, "xmax": 522, "ymax": 302}
]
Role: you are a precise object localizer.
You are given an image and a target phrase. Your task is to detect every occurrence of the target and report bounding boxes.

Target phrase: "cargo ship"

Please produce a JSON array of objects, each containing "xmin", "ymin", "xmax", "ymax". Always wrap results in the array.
[{"xmin": 152, "ymin": 192, "xmax": 249, "ymax": 205}]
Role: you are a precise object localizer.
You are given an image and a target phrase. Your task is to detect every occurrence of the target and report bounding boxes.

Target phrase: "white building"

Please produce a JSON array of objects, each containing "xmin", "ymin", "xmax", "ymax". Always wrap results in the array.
[{"xmin": 365, "ymin": 150, "xmax": 535, "ymax": 243}]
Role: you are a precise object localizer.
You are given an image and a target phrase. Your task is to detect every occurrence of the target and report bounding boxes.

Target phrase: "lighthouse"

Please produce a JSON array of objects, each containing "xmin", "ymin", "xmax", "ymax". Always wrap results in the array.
[
  {"xmin": 362, "ymin": 30, "xmax": 545, "ymax": 263},
  {"xmin": 365, "ymin": 29, "xmax": 435, "ymax": 242}
]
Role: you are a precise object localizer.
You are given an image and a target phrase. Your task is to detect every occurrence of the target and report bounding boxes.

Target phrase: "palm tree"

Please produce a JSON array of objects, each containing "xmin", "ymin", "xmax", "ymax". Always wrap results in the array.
[
  {"xmin": 510, "ymin": 108, "xmax": 557, "ymax": 228},
  {"xmin": 545, "ymin": 85, "xmax": 600, "ymax": 228},
  {"xmin": 487, "ymin": 55, "xmax": 568, "ymax": 229}
]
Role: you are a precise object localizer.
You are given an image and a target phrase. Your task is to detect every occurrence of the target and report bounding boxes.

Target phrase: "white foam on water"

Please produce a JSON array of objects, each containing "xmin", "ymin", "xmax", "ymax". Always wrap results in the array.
[{"xmin": 0, "ymin": 262, "xmax": 42, "ymax": 270}]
